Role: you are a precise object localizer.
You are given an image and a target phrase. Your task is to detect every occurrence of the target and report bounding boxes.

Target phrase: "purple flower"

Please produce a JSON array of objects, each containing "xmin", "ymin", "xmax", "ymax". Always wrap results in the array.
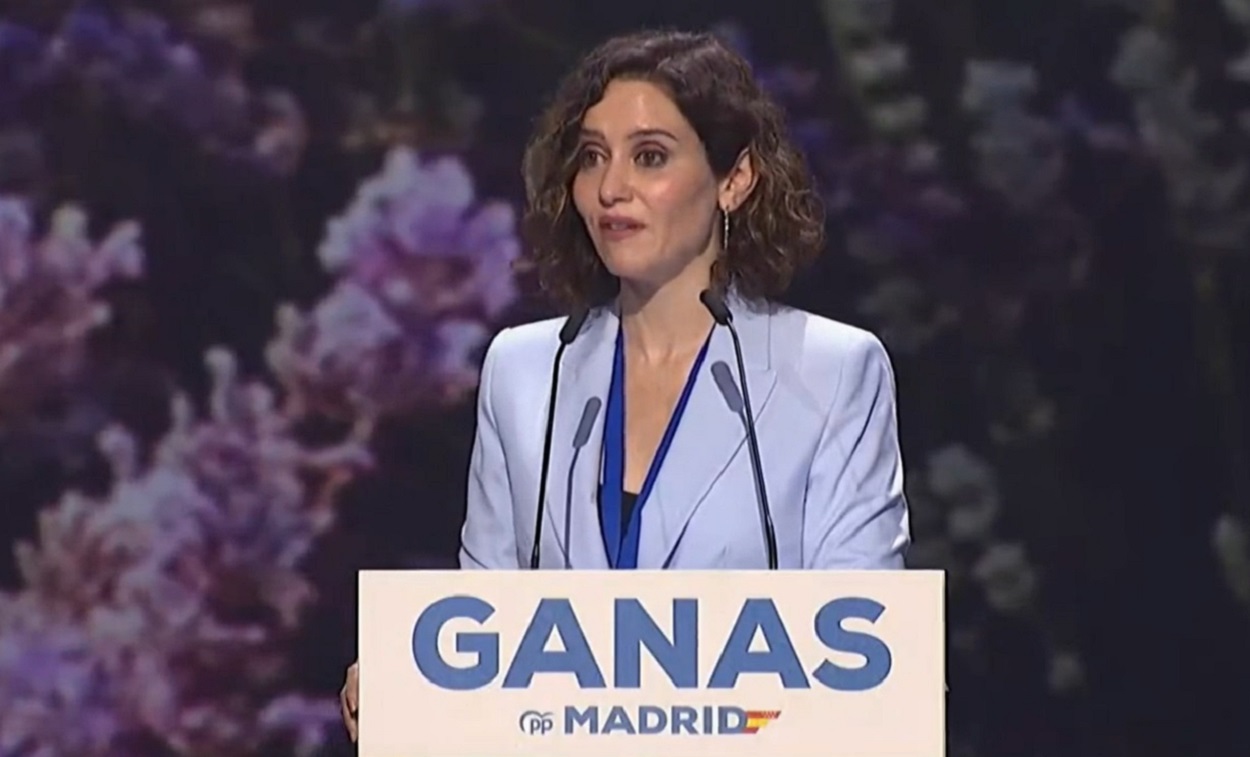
[
  {"xmin": 270, "ymin": 147, "xmax": 519, "ymax": 419},
  {"xmin": 0, "ymin": 196, "xmax": 143, "ymax": 411},
  {"xmin": 317, "ymin": 148, "xmax": 519, "ymax": 316},
  {"xmin": 1, "ymin": 7, "xmax": 307, "ymax": 176},
  {"xmin": 0, "ymin": 22, "xmax": 54, "ymax": 113},
  {"xmin": 0, "ymin": 609, "xmax": 124, "ymax": 755},
  {"xmin": 380, "ymin": 0, "xmax": 495, "ymax": 20},
  {"xmin": 0, "ymin": 347, "xmax": 371, "ymax": 754},
  {"xmin": 714, "ymin": 21, "xmax": 963, "ymax": 267}
]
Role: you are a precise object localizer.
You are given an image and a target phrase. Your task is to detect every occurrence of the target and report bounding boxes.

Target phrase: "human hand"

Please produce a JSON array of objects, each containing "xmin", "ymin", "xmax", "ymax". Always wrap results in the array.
[{"xmin": 340, "ymin": 661, "xmax": 359, "ymax": 742}]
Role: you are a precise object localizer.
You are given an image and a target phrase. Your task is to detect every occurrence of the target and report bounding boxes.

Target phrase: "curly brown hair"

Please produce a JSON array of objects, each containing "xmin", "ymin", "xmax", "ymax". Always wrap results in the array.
[{"xmin": 520, "ymin": 29, "xmax": 826, "ymax": 312}]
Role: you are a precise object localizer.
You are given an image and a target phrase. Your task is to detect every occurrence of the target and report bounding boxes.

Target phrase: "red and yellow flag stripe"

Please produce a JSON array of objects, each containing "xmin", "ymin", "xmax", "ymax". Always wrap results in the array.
[{"xmin": 742, "ymin": 710, "xmax": 780, "ymax": 734}]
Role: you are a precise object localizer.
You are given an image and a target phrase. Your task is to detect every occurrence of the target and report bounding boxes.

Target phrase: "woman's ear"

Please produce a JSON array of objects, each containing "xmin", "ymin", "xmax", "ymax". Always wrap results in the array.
[{"xmin": 718, "ymin": 148, "xmax": 759, "ymax": 213}]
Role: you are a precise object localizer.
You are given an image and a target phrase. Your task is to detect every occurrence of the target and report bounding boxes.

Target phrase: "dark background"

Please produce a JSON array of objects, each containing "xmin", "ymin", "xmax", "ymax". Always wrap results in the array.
[{"xmin": 1, "ymin": 1, "xmax": 1248, "ymax": 755}]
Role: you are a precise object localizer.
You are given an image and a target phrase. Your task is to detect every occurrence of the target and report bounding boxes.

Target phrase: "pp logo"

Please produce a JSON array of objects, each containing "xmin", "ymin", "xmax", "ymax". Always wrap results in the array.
[{"xmin": 518, "ymin": 710, "xmax": 555, "ymax": 735}]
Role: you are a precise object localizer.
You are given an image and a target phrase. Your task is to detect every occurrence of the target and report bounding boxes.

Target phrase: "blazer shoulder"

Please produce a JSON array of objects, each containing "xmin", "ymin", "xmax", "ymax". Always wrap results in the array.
[
  {"xmin": 761, "ymin": 305, "xmax": 897, "ymax": 419},
  {"xmin": 484, "ymin": 315, "xmax": 564, "ymax": 365},
  {"xmin": 771, "ymin": 305, "xmax": 892, "ymax": 372}
]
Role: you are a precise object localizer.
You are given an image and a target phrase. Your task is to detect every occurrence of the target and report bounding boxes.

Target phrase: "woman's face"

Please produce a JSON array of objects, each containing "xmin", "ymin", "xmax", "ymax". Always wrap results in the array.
[{"xmin": 571, "ymin": 79, "xmax": 749, "ymax": 292}]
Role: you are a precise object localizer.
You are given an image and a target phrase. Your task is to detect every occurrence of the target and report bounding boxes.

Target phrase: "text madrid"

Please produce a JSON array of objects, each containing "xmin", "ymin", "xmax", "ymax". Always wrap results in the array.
[
  {"xmin": 411, "ymin": 595, "xmax": 894, "ymax": 692},
  {"xmin": 519, "ymin": 705, "xmax": 772, "ymax": 736}
]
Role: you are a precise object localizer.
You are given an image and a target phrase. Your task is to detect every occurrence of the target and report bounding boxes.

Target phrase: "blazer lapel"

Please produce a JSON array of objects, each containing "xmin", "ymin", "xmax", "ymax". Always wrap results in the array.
[
  {"xmin": 543, "ymin": 309, "xmax": 614, "ymax": 569},
  {"xmin": 636, "ymin": 299, "xmax": 779, "ymax": 568}
]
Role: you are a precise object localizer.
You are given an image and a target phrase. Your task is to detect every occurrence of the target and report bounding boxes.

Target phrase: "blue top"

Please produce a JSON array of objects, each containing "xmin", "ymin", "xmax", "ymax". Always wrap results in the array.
[{"xmin": 599, "ymin": 325, "xmax": 712, "ymax": 569}]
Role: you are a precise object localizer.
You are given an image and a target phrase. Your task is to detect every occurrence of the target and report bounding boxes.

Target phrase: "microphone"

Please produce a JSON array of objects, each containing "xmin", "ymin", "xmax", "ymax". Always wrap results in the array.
[
  {"xmin": 571, "ymin": 396, "xmax": 602, "ymax": 449},
  {"xmin": 530, "ymin": 308, "xmax": 590, "ymax": 569},
  {"xmin": 699, "ymin": 289, "xmax": 779, "ymax": 570},
  {"xmin": 560, "ymin": 396, "xmax": 603, "ymax": 568}
]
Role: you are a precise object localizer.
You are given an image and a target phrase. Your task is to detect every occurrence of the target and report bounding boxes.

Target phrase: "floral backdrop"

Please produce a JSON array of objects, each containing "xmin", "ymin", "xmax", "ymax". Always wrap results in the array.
[{"xmin": 1, "ymin": 1, "xmax": 1248, "ymax": 755}]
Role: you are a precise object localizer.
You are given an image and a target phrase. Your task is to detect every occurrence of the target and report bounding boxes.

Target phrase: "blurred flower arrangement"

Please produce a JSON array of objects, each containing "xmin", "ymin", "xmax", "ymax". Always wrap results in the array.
[
  {"xmin": 717, "ymin": 13, "xmax": 1112, "ymax": 750},
  {"xmin": 0, "ymin": 0, "xmax": 1248, "ymax": 755},
  {"xmin": 1106, "ymin": 0, "xmax": 1250, "ymax": 613},
  {"xmin": 808, "ymin": 0, "xmax": 1090, "ymax": 706},
  {"xmin": 813, "ymin": 0, "xmax": 1250, "ymax": 680},
  {"xmin": 0, "ymin": 197, "xmax": 142, "ymax": 417},
  {"xmin": 0, "ymin": 139, "xmax": 519, "ymax": 751},
  {"xmin": 0, "ymin": 349, "xmax": 370, "ymax": 755},
  {"xmin": 0, "ymin": 2, "xmax": 308, "ymax": 179},
  {"xmin": 0, "ymin": 161, "xmax": 516, "ymax": 757},
  {"xmin": 267, "ymin": 147, "xmax": 519, "ymax": 425},
  {"xmin": 0, "ymin": 0, "xmax": 520, "ymax": 747}
]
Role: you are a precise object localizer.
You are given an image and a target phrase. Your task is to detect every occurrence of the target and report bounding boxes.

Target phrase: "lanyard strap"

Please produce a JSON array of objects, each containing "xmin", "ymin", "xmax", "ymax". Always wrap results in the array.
[{"xmin": 601, "ymin": 325, "xmax": 712, "ymax": 569}]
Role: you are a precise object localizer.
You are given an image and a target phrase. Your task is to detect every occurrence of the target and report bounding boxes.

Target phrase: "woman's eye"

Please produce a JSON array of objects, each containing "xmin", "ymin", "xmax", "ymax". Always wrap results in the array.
[
  {"xmin": 578, "ymin": 149, "xmax": 603, "ymax": 168},
  {"xmin": 636, "ymin": 150, "xmax": 666, "ymax": 168}
]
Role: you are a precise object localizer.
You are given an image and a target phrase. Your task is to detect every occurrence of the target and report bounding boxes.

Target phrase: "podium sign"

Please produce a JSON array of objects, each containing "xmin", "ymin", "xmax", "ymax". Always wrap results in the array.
[{"xmin": 358, "ymin": 569, "xmax": 944, "ymax": 757}]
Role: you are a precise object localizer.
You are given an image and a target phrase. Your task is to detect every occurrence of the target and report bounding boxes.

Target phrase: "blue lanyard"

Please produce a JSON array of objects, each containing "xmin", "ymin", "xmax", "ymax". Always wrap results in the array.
[{"xmin": 600, "ymin": 324, "xmax": 712, "ymax": 569}]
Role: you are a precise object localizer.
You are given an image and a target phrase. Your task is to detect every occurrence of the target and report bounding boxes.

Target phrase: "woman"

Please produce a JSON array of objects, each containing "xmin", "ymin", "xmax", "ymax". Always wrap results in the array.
[{"xmin": 340, "ymin": 27, "xmax": 910, "ymax": 740}]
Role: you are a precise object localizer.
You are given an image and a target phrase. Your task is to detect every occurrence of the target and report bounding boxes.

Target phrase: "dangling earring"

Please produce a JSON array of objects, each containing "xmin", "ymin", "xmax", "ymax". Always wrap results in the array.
[{"xmin": 721, "ymin": 207, "xmax": 731, "ymax": 252}]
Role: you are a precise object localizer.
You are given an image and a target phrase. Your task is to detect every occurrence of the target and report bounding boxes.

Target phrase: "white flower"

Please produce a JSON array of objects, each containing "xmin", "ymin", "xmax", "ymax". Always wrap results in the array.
[
  {"xmin": 1212, "ymin": 513, "xmax": 1250, "ymax": 608},
  {"xmin": 857, "ymin": 277, "xmax": 957, "ymax": 354},
  {"xmin": 848, "ymin": 43, "xmax": 910, "ymax": 88},
  {"xmin": 925, "ymin": 444, "xmax": 1001, "ymax": 543},
  {"xmin": 823, "ymin": 0, "xmax": 896, "ymax": 36},
  {"xmin": 972, "ymin": 543, "xmax": 1038, "ymax": 615},
  {"xmin": 962, "ymin": 61, "xmax": 1037, "ymax": 115},
  {"xmin": 1110, "ymin": 27, "xmax": 1176, "ymax": 92},
  {"xmin": 1047, "ymin": 649, "xmax": 1085, "ymax": 693}
]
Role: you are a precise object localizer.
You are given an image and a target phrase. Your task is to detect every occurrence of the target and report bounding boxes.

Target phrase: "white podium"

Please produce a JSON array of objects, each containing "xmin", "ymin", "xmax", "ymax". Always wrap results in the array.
[{"xmin": 358, "ymin": 569, "xmax": 944, "ymax": 757}]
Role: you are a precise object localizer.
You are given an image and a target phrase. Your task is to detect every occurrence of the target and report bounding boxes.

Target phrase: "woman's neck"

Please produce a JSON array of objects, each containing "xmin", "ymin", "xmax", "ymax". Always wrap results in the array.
[{"xmin": 617, "ymin": 274, "xmax": 715, "ymax": 364}]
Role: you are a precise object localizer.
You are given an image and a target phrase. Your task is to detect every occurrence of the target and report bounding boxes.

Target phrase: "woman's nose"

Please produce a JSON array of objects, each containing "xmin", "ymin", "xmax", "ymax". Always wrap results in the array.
[{"xmin": 597, "ymin": 159, "xmax": 633, "ymax": 205}]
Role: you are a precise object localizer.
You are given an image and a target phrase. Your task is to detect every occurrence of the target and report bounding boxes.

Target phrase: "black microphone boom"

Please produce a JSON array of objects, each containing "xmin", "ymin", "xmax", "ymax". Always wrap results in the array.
[
  {"xmin": 699, "ymin": 289, "xmax": 779, "ymax": 570},
  {"xmin": 558, "ymin": 309, "xmax": 587, "ymax": 345},
  {"xmin": 699, "ymin": 289, "xmax": 732, "ymax": 325},
  {"xmin": 531, "ymin": 308, "xmax": 589, "ymax": 569}
]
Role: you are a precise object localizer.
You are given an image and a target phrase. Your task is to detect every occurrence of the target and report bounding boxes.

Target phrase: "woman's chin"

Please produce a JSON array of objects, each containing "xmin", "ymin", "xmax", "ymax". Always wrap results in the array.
[
  {"xmin": 600, "ymin": 251, "xmax": 704, "ymax": 293},
  {"xmin": 602, "ymin": 260, "xmax": 661, "ymax": 286}
]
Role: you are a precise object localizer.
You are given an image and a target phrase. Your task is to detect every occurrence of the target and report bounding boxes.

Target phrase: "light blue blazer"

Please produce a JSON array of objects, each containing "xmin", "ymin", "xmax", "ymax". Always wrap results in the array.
[{"xmin": 459, "ymin": 296, "xmax": 910, "ymax": 570}]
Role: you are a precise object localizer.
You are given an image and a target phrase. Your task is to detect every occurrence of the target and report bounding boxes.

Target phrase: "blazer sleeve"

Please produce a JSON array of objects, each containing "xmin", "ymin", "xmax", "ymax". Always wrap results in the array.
[
  {"xmin": 459, "ymin": 329, "xmax": 522, "ymax": 569},
  {"xmin": 802, "ymin": 333, "xmax": 911, "ymax": 569}
]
